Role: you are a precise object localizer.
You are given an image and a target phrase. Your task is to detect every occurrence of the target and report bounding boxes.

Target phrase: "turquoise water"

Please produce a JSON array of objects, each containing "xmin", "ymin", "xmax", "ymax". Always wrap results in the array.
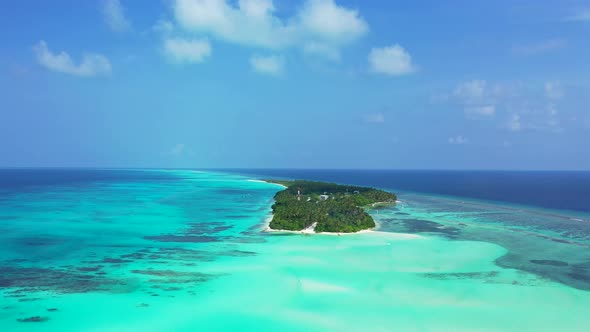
[{"xmin": 1, "ymin": 170, "xmax": 589, "ymax": 331}]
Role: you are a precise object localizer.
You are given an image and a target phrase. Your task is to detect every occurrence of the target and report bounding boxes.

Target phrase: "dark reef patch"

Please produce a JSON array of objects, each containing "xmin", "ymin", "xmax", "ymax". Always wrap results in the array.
[
  {"xmin": 530, "ymin": 260, "xmax": 569, "ymax": 267},
  {"xmin": 224, "ymin": 250, "xmax": 256, "ymax": 257},
  {"xmin": 568, "ymin": 272, "xmax": 590, "ymax": 282},
  {"xmin": 132, "ymin": 268, "xmax": 220, "ymax": 286},
  {"xmin": 8, "ymin": 258, "xmax": 29, "ymax": 263},
  {"xmin": 149, "ymin": 247, "xmax": 214, "ymax": 262},
  {"xmin": 17, "ymin": 316, "xmax": 49, "ymax": 323},
  {"xmin": 185, "ymin": 223, "xmax": 234, "ymax": 235},
  {"xmin": 76, "ymin": 265, "xmax": 104, "ymax": 272},
  {"xmin": 120, "ymin": 253, "xmax": 146, "ymax": 259},
  {"xmin": 16, "ymin": 237, "xmax": 64, "ymax": 247},
  {"xmin": 496, "ymin": 251, "xmax": 590, "ymax": 291},
  {"xmin": 422, "ymin": 271, "xmax": 499, "ymax": 280},
  {"xmin": 18, "ymin": 297, "xmax": 42, "ymax": 302},
  {"xmin": 550, "ymin": 238, "xmax": 573, "ymax": 244},
  {"xmin": 98, "ymin": 258, "xmax": 133, "ymax": 264},
  {"xmin": 144, "ymin": 235, "xmax": 223, "ymax": 243},
  {"xmin": 399, "ymin": 219, "xmax": 461, "ymax": 238},
  {"xmin": 0, "ymin": 266, "xmax": 123, "ymax": 294},
  {"xmin": 131, "ymin": 269, "xmax": 199, "ymax": 277}
]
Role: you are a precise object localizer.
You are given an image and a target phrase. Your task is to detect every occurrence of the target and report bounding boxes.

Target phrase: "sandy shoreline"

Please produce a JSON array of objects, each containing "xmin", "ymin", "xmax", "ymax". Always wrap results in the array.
[
  {"xmin": 261, "ymin": 214, "xmax": 421, "ymax": 238},
  {"xmin": 249, "ymin": 179, "xmax": 287, "ymax": 188},
  {"xmin": 262, "ymin": 214, "xmax": 374, "ymax": 236}
]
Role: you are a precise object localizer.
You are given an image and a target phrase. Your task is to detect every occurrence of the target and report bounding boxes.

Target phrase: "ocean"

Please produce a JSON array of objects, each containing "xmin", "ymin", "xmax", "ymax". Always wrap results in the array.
[
  {"xmin": 223, "ymin": 169, "xmax": 590, "ymax": 213},
  {"xmin": 0, "ymin": 169, "xmax": 589, "ymax": 331}
]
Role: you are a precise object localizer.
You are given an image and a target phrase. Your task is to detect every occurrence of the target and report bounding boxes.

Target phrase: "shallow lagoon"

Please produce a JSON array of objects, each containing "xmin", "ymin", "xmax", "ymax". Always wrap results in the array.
[{"xmin": 0, "ymin": 170, "xmax": 589, "ymax": 331}]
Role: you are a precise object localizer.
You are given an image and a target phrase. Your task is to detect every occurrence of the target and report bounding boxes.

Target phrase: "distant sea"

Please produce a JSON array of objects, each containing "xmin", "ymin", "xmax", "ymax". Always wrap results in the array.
[
  {"xmin": 222, "ymin": 169, "xmax": 590, "ymax": 214},
  {"xmin": 1, "ymin": 168, "xmax": 589, "ymax": 331}
]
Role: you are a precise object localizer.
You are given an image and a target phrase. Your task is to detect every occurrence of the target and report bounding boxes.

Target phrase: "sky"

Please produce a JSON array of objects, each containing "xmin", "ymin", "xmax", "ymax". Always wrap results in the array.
[{"xmin": 0, "ymin": 0, "xmax": 589, "ymax": 170}]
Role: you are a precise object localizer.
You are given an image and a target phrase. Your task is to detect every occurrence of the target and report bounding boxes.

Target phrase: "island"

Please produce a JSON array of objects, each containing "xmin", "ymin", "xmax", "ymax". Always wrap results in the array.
[{"xmin": 266, "ymin": 180, "xmax": 397, "ymax": 233}]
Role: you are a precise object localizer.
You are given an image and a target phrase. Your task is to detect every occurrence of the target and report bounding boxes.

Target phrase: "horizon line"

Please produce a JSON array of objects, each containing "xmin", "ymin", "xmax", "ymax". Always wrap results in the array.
[{"xmin": 1, "ymin": 167, "xmax": 589, "ymax": 172}]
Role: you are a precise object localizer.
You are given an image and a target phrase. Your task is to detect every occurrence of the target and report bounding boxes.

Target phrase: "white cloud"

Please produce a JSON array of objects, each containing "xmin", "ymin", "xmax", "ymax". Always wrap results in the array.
[
  {"xmin": 164, "ymin": 38, "xmax": 212, "ymax": 63},
  {"xmin": 297, "ymin": 0, "xmax": 368, "ymax": 44},
  {"xmin": 566, "ymin": 8, "xmax": 590, "ymax": 22},
  {"xmin": 172, "ymin": 0, "xmax": 367, "ymax": 56},
  {"xmin": 465, "ymin": 105, "xmax": 496, "ymax": 117},
  {"xmin": 507, "ymin": 114, "xmax": 522, "ymax": 132},
  {"xmin": 444, "ymin": 80, "xmax": 569, "ymax": 133},
  {"xmin": 505, "ymin": 103, "xmax": 564, "ymax": 133},
  {"xmin": 532, "ymin": 105, "xmax": 562, "ymax": 132},
  {"xmin": 33, "ymin": 41, "xmax": 112, "ymax": 77},
  {"xmin": 102, "ymin": 0, "xmax": 131, "ymax": 32},
  {"xmin": 363, "ymin": 113, "xmax": 385, "ymax": 124},
  {"xmin": 368, "ymin": 44, "xmax": 415, "ymax": 76},
  {"xmin": 448, "ymin": 135, "xmax": 468, "ymax": 144},
  {"xmin": 545, "ymin": 81, "xmax": 564, "ymax": 100},
  {"xmin": 454, "ymin": 80, "xmax": 487, "ymax": 101},
  {"xmin": 250, "ymin": 55, "xmax": 284, "ymax": 75},
  {"xmin": 451, "ymin": 80, "xmax": 502, "ymax": 118},
  {"xmin": 512, "ymin": 39, "xmax": 566, "ymax": 56}
]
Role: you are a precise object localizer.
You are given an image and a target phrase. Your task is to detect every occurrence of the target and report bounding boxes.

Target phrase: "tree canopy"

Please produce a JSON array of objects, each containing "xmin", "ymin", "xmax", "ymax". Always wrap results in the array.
[{"xmin": 266, "ymin": 180, "xmax": 397, "ymax": 233}]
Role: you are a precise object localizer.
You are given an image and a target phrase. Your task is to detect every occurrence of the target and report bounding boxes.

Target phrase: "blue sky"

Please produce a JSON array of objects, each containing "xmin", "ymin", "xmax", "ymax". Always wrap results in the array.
[{"xmin": 1, "ymin": 0, "xmax": 589, "ymax": 170}]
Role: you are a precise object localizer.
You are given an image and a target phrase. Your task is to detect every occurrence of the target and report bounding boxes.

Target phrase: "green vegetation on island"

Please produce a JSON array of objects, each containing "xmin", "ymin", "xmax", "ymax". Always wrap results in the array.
[{"xmin": 266, "ymin": 180, "xmax": 397, "ymax": 233}]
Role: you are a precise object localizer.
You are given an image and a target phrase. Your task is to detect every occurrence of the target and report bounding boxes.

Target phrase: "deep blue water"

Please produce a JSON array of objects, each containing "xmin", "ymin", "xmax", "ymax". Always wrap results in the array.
[
  {"xmin": 221, "ymin": 169, "xmax": 590, "ymax": 214},
  {"xmin": 2, "ymin": 168, "xmax": 589, "ymax": 213}
]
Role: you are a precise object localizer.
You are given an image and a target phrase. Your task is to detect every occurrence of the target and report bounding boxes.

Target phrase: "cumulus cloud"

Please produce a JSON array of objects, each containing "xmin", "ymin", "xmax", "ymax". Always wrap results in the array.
[
  {"xmin": 441, "ymin": 79, "xmax": 568, "ymax": 133},
  {"xmin": 451, "ymin": 80, "xmax": 500, "ymax": 118},
  {"xmin": 507, "ymin": 114, "xmax": 522, "ymax": 132},
  {"xmin": 448, "ymin": 135, "xmax": 468, "ymax": 144},
  {"xmin": 363, "ymin": 113, "xmax": 385, "ymax": 124},
  {"xmin": 505, "ymin": 102, "xmax": 565, "ymax": 133},
  {"xmin": 172, "ymin": 0, "xmax": 367, "ymax": 57},
  {"xmin": 102, "ymin": 0, "xmax": 131, "ymax": 32},
  {"xmin": 545, "ymin": 81, "xmax": 564, "ymax": 100},
  {"xmin": 164, "ymin": 38, "xmax": 212, "ymax": 63},
  {"xmin": 33, "ymin": 41, "xmax": 112, "ymax": 77},
  {"xmin": 368, "ymin": 44, "xmax": 415, "ymax": 76},
  {"xmin": 297, "ymin": 0, "xmax": 368, "ymax": 44},
  {"xmin": 250, "ymin": 54, "xmax": 284, "ymax": 75},
  {"xmin": 512, "ymin": 39, "xmax": 566, "ymax": 56}
]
